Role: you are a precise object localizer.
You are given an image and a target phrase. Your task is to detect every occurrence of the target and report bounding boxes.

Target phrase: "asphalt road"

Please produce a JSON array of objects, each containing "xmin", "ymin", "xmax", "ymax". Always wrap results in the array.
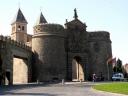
[{"xmin": 0, "ymin": 82, "xmax": 127, "ymax": 96}]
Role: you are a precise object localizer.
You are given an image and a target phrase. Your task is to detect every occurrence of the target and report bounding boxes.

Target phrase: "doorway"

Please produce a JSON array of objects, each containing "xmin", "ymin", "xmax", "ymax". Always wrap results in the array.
[
  {"xmin": 13, "ymin": 57, "xmax": 28, "ymax": 84},
  {"xmin": 72, "ymin": 56, "xmax": 84, "ymax": 81}
]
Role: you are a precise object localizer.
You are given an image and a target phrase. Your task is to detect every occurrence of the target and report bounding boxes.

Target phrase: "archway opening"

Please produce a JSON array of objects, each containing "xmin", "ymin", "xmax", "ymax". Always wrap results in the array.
[
  {"xmin": 13, "ymin": 56, "xmax": 28, "ymax": 84},
  {"xmin": 5, "ymin": 71, "xmax": 11, "ymax": 85},
  {"xmin": 72, "ymin": 56, "xmax": 84, "ymax": 81}
]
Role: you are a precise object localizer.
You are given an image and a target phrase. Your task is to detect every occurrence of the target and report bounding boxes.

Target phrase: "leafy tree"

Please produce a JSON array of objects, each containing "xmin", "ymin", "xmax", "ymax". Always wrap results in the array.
[
  {"xmin": 113, "ymin": 58, "xmax": 123, "ymax": 73},
  {"xmin": 117, "ymin": 59, "xmax": 122, "ymax": 68}
]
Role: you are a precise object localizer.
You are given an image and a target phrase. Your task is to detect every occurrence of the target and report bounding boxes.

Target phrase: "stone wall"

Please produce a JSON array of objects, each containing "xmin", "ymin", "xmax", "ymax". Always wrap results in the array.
[
  {"xmin": 67, "ymin": 52, "xmax": 89, "ymax": 81},
  {"xmin": 88, "ymin": 31, "xmax": 112, "ymax": 80},
  {"xmin": 32, "ymin": 24, "xmax": 66, "ymax": 81},
  {"xmin": 66, "ymin": 29, "xmax": 112, "ymax": 81},
  {"xmin": 33, "ymin": 24, "xmax": 65, "ymax": 36},
  {"xmin": 0, "ymin": 35, "xmax": 32, "ymax": 85}
]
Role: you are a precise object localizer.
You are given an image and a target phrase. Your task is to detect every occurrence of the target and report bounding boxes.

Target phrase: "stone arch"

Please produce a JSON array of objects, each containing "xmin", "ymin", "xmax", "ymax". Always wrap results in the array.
[{"xmin": 72, "ymin": 56, "xmax": 84, "ymax": 81}]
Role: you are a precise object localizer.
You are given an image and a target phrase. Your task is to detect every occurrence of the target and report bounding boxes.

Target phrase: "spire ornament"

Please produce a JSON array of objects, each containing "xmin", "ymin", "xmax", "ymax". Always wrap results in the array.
[{"xmin": 73, "ymin": 8, "xmax": 78, "ymax": 19}]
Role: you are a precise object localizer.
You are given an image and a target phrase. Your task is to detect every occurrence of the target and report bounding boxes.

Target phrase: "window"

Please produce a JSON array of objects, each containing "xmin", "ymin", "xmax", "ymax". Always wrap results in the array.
[
  {"xmin": 18, "ymin": 26, "xmax": 21, "ymax": 31},
  {"xmin": 22, "ymin": 26, "xmax": 24, "ymax": 31}
]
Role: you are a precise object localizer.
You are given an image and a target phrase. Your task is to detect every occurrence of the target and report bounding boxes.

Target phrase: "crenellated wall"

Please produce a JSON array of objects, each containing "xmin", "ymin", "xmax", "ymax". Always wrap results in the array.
[
  {"xmin": 88, "ymin": 31, "xmax": 111, "ymax": 42},
  {"xmin": 0, "ymin": 35, "xmax": 32, "ymax": 85},
  {"xmin": 33, "ymin": 24, "xmax": 65, "ymax": 37},
  {"xmin": 0, "ymin": 35, "xmax": 31, "ymax": 50}
]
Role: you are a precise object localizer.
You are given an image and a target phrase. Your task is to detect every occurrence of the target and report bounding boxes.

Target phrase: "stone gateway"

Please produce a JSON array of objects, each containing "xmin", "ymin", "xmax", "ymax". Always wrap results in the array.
[{"xmin": 0, "ymin": 8, "xmax": 112, "ymax": 85}]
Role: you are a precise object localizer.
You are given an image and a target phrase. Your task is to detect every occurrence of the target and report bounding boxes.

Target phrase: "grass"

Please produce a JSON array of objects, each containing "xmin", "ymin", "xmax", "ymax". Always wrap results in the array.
[{"xmin": 93, "ymin": 82, "xmax": 128, "ymax": 95}]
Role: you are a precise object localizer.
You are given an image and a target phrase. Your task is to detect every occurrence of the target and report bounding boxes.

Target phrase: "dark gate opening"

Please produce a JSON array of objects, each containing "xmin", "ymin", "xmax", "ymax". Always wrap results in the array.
[{"xmin": 6, "ymin": 71, "xmax": 11, "ymax": 85}]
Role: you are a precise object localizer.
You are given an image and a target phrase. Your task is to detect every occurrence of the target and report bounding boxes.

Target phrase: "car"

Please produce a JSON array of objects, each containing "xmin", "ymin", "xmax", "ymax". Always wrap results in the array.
[{"xmin": 112, "ymin": 73, "xmax": 124, "ymax": 81}]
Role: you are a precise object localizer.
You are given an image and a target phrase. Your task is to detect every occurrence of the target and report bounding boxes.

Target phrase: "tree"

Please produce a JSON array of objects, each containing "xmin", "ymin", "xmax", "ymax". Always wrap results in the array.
[{"xmin": 113, "ymin": 58, "xmax": 123, "ymax": 73}]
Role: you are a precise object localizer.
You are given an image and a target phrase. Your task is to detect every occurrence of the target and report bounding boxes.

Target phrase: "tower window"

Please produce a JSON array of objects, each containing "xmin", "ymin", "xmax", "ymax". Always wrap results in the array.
[
  {"xmin": 22, "ymin": 26, "xmax": 24, "ymax": 31},
  {"xmin": 18, "ymin": 26, "xmax": 21, "ymax": 31}
]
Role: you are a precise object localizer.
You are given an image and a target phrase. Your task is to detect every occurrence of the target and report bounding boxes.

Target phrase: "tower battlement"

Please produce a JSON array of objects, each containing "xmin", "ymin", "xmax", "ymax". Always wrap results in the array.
[
  {"xmin": 0, "ymin": 35, "xmax": 31, "ymax": 50},
  {"xmin": 33, "ymin": 24, "xmax": 65, "ymax": 37},
  {"xmin": 88, "ymin": 31, "xmax": 111, "ymax": 42}
]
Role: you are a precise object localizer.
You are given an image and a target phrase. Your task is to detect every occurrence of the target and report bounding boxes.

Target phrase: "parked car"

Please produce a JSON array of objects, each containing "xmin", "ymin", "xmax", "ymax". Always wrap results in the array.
[{"xmin": 112, "ymin": 73, "xmax": 124, "ymax": 81}]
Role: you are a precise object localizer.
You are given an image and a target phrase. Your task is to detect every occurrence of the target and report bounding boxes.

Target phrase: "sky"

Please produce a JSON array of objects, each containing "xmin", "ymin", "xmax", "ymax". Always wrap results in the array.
[{"xmin": 0, "ymin": 0, "xmax": 128, "ymax": 64}]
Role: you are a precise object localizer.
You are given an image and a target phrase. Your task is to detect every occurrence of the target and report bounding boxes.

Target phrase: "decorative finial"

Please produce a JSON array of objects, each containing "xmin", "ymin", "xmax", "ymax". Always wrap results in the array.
[
  {"xmin": 66, "ymin": 19, "xmax": 68, "ymax": 23},
  {"xmin": 73, "ymin": 8, "xmax": 78, "ymax": 19}
]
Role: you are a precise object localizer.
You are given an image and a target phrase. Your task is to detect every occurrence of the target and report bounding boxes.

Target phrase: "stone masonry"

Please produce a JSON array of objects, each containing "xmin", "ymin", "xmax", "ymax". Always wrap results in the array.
[{"xmin": 0, "ymin": 8, "xmax": 112, "ymax": 85}]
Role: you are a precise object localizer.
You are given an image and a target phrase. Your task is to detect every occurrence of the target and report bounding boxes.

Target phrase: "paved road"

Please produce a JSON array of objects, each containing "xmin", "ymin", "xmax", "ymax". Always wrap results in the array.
[{"xmin": 0, "ymin": 82, "xmax": 127, "ymax": 96}]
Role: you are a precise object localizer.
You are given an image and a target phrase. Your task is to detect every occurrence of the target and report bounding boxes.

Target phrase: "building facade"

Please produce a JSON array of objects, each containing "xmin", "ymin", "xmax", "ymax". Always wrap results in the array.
[{"xmin": 0, "ymin": 8, "xmax": 112, "ymax": 85}]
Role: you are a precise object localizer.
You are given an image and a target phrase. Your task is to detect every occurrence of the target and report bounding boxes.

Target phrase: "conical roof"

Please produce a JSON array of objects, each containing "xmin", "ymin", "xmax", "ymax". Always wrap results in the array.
[
  {"xmin": 35, "ymin": 12, "xmax": 47, "ymax": 25},
  {"xmin": 11, "ymin": 8, "xmax": 28, "ymax": 24}
]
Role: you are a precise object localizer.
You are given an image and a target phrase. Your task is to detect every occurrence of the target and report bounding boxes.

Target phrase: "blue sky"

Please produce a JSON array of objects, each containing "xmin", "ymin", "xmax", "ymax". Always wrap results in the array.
[{"xmin": 0, "ymin": 0, "xmax": 128, "ymax": 64}]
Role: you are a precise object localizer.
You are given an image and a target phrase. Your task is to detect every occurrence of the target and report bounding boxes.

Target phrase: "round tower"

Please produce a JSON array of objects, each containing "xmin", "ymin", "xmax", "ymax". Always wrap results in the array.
[
  {"xmin": 88, "ymin": 31, "xmax": 112, "ymax": 80},
  {"xmin": 32, "ymin": 12, "xmax": 66, "ymax": 81}
]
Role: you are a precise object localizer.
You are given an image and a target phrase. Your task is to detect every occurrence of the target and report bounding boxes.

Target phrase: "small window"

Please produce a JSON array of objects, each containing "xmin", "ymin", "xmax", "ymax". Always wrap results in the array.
[
  {"xmin": 18, "ymin": 26, "xmax": 21, "ymax": 31},
  {"xmin": 22, "ymin": 26, "xmax": 24, "ymax": 31}
]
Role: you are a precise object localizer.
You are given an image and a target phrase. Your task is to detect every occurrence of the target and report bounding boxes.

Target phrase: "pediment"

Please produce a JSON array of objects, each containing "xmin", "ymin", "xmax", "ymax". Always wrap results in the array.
[{"xmin": 65, "ymin": 19, "xmax": 87, "ymax": 31}]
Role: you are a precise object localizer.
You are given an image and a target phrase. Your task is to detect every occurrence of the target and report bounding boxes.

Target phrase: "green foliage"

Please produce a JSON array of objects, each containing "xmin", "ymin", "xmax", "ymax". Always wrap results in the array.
[
  {"xmin": 93, "ymin": 82, "xmax": 128, "ymax": 95},
  {"xmin": 113, "ymin": 58, "xmax": 123, "ymax": 73},
  {"xmin": 117, "ymin": 59, "xmax": 122, "ymax": 68}
]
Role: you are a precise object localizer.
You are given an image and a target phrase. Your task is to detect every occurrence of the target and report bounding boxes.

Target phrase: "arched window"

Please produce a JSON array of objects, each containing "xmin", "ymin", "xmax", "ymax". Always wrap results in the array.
[
  {"xmin": 22, "ymin": 26, "xmax": 24, "ymax": 31},
  {"xmin": 18, "ymin": 26, "xmax": 21, "ymax": 31}
]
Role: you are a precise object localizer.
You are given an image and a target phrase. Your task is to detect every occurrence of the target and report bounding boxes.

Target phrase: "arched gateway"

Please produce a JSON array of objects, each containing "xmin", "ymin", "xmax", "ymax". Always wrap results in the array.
[{"xmin": 72, "ymin": 56, "xmax": 84, "ymax": 81}]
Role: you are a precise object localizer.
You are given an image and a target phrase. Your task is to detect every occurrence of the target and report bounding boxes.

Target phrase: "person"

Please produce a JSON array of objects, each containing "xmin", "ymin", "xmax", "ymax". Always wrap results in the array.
[{"xmin": 92, "ymin": 73, "xmax": 97, "ymax": 82}]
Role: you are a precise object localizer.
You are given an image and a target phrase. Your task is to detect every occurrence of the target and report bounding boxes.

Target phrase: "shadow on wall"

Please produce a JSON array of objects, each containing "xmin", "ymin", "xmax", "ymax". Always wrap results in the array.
[
  {"xmin": 31, "ymin": 51, "xmax": 66, "ymax": 83},
  {"xmin": 31, "ymin": 51, "xmax": 39, "ymax": 82}
]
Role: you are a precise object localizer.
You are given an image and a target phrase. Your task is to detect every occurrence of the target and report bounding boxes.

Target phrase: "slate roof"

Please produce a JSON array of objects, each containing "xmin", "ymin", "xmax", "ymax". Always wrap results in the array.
[
  {"xmin": 35, "ymin": 12, "xmax": 47, "ymax": 25},
  {"xmin": 11, "ymin": 8, "xmax": 28, "ymax": 24}
]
